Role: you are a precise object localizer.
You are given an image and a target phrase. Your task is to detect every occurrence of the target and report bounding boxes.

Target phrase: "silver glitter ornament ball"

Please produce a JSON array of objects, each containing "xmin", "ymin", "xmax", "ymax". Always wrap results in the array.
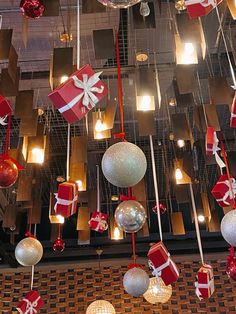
[
  {"xmin": 221, "ymin": 210, "xmax": 236, "ymax": 247},
  {"xmin": 15, "ymin": 237, "xmax": 43, "ymax": 267},
  {"xmin": 97, "ymin": 0, "xmax": 141, "ymax": 9},
  {"xmin": 102, "ymin": 142, "xmax": 147, "ymax": 188},
  {"xmin": 115, "ymin": 200, "xmax": 147, "ymax": 233},
  {"xmin": 123, "ymin": 267, "xmax": 149, "ymax": 297}
]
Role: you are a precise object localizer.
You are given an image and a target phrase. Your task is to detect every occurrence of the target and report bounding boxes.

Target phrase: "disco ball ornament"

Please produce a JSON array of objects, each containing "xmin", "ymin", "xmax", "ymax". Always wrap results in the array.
[
  {"xmin": 97, "ymin": 0, "xmax": 141, "ymax": 9},
  {"xmin": 102, "ymin": 142, "xmax": 147, "ymax": 188},
  {"xmin": 143, "ymin": 277, "xmax": 172, "ymax": 304},
  {"xmin": 86, "ymin": 300, "xmax": 116, "ymax": 314},
  {"xmin": 0, "ymin": 158, "xmax": 18, "ymax": 188},
  {"xmin": 115, "ymin": 200, "xmax": 147, "ymax": 233},
  {"xmin": 123, "ymin": 267, "xmax": 149, "ymax": 297},
  {"xmin": 15, "ymin": 237, "xmax": 43, "ymax": 266},
  {"xmin": 221, "ymin": 210, "xmax": 236, "ymax": 247},
  {"xmin": 53, "ymin": 238, "xmax": 65, "ymax": 252},
  {"xmin": 20, "ymin": 0, "xmax": 45, "ymax": 19}
]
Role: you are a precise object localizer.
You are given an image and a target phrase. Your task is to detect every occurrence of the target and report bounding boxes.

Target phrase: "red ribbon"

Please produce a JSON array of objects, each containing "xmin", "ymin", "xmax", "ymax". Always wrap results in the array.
[
  {"xmin": 25, "ymin": 231, "xmax": 36, "ymax": 238},
  {"xmin": 128, "ymin": 263, "xmax": 142, "ymax": 269},
  {"xmin": 119, "ymin": 194, "xmax": 136, "ymax": 201}
]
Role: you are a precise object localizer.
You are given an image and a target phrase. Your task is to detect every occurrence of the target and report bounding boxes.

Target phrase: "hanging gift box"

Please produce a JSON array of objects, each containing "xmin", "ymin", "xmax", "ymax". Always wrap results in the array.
[
  {"xmin": 230, "ymin": 93, "xmax": 236, "ymax": 128},
  {"xmin": 147, "ymin": 241, "xmax": 179, "ymax": 286},
  {"xmin": 211, "ymin": 174, "xmax": 236, "ymax": 207},
  {"xmin": 54, "ymin": 181, "xmax": 78, "ymax": 218},
  {"xmin": 195, "ymin": 264, "xmax": 215, "ymax": 300},
  {"xmin": 0, "ymin": 95, "xmax": 12, "ymax": 120},
  {"xmin": 185, "ymin": 0, "xmax": 222, "ymax": 18},
  {"xmin": 205, "ymin": 127, "xmax": 215, "ymax": 155},
  {"xmin": 48, "ymin": 64, "xmax": 108, "ymax": 124},
  {"xmin": 89, "ymin": 211, "xmax": 108, "ymax": 233},
  {"xmin": 16, "ymin": 290, "xmax": 44, "ymax": 314}
]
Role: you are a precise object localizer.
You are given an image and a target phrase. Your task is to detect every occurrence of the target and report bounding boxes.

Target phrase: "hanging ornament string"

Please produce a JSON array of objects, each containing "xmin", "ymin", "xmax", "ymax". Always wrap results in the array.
[
  {"xmin": 4, "ymin": 112, "xmax": 12, "ymax": 156},
  {"xmin": 77, "ymin": 0, "xmax": 80, "ymax": 70},
  {"xmin": 126, "ymin": 187, "xmax": 137, "ymax": 265},
  {"xmin": 30, "ymin": 224, "xmax": 37, "ymax": 291},
  {"xmin": 149, "ymin": 135, "xmax": 163, "ymax": 242},
  {"xmin": 0, "ymin": 15, "xmax": 2, "ymax": 29},
  {"xmin": 189, "ymin": 183, "xmax": 205, "ymax": 265},
  {"xmin": 96, "ymin": 165, "xmax": 101, "ymax": 212},
  {"xmin": 66, "ymin": 123, "xmax": 70, "ymax": 181}
]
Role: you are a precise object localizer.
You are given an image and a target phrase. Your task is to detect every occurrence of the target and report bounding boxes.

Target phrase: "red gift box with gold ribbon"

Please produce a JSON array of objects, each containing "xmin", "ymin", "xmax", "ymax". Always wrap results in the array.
[
  {"xmin": 16, "ymin": 290, "xmax": 44, "ymax": 314},
  {"xmin": 185, "ymin": 0, "xmax": 222, "ymax": 18},
  {"xmin": 54, "ymin": 181, "xmax": 78, "ymax": 218},
  {"xmin": 211, "ymin": 174, "xmax": 236, "ymax": 207},
  {"xmin": 89, "ymin": 211, "xmax": 108, "ymax": 233},
  {"xmin": 48, "ymin": 64, "xmax": 108, "ymax": 124},
  {"xmin": 147, "ymin": 241, "xmax": 179, "ymax": 286},
  {"xmin": 195, "ymin": 264, "xmax": 215, "ymax": 300}
]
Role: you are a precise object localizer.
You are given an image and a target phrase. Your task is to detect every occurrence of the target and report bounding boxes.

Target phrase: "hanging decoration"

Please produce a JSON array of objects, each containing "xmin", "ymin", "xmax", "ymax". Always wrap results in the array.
[
  {"xmin": 143, "ymin": 277, "xmax": 172, "ymax": 304},
  {"xmin": 123, "ymin": 265, "xmax": 149, "ymax": 297},
  {"xmin": 54, "ymin": 181, "xmax": 78, "ymax": 218},
  {"xmin": 211, "ymin": 174, "xmax": 236, "ymax": 208},
  {"xmin": 16, "ymin": 290, "xmax": 44, "ymax": 314},
  {"xmin": 53, "ymin": 222, "xmax": 65, "ymax": 252},
  {"xmin": 184, "ymin": 0, "xmax": 222, "ymax": 18},
  {"xmin": 152, "ymin": 203, "xmax": 166, "ymax": 215},
  {"xmin": 205, "ymin": 127, "xmax": 225, "ymax": 171},
  {"xmin": 230, "ymin": 93, "xmax": 236, "ymax": 128},
  {"xmin": 15, "ymin": 235, "xmax": 43, "ymax": 267},
  {"xmin": 20, "ymin": 0, "xmax": 45, "ymax": 19},
  {"xmin": 97, "ymin": 0, "xmax": 141, "ymax": 9},
  {"xmin": 226, "ymin": 246, "xmax": 236, "ymax": 281},
  {"xmin": 221, "ymin": 210, "xmax": 236, "ymax": 247},
  {"xmin": 86, "ymin": 300, "xmax": 116, "ymax": 314}
]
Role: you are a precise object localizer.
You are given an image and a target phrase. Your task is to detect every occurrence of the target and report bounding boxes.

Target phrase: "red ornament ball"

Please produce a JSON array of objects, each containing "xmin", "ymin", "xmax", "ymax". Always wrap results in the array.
[
  {"xmin": 152, "ymin": 203, "xmax": 167, "ymax": 215},
  {"xmin": 227, "ymin": 256, "xmax": 236, "ymax": 281},
  {"xmin": 0, "ymin": 158, "xmax": 18, "ymax": 188},
  {"xmin": 20, "ymin": 0, "xmax": 45, "ymax": 19},
  {"xmin": 53, "ymin": 238, "xmax": 65, "ymax": 252}
]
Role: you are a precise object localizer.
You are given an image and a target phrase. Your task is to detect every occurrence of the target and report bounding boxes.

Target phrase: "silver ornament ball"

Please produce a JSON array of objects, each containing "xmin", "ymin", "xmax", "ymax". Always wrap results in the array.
[
  {"xmin": 97, "ymin": 0, "xmax": 141, "ymax": 9},
  {"xmin": 123, "ymin": 267, "xmax": 149, "ymax": 297},
  {"xmin": 115, "ymin": 200, "xmax": 147, "ymax": 233},
  {"xmin": 102, "ymin": 142, "xmax": 147, "ymax": 188},
  {"xmin": 15, "ymin": 237, "xmax": 43, "ymax": 267},
  {"xmin": 221, "ymin": 210, "xmax": 236, "ymax": 247}
]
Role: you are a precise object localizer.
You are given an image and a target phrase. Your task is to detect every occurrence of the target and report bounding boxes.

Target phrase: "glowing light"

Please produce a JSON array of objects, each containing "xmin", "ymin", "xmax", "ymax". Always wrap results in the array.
[
  {"xmin": 183, "ymin": 42, "xmax": 196, "ymax": 64},
  {"xmin": 140, "ymin": 2, "xmax": 150, "ymax": 17},
  {"xmin": 95, "ymin": 118, "xmax": 106, "ymax": 132},
  {"xmin": 198, "ymin": 214, "xmax": 205, "ymax": 223},
  {"xmin": 175, "ymin": 168, "xmax": 183, "ymax": 180},
  {"xmin": 60, "ymin": 75, "xmax": 69, "ymax": 84},
  {"xmin": 143, "ymin": 277, "xmax": 172, "ymax": 304},
  {"xmin": 76, "ymin": 180, "xmax": 83, "ymax": 191},
  {"xmin": 56, "ymin": 215, "xmax": 65, "ymax": 224},
  {"xmin": 140, "ymin": 95, "xmax": 153, "ymax": 111},
  {"xmin": 177, "ymin": 139, "xmax": 185, "ymax": 148},
  {"xmin": 113, "ymin": 227, "xmax": 121, "ymax": 240},
  {"xmin": 31, "ymin": 147, "xmax": 44, "ymax": 164}
]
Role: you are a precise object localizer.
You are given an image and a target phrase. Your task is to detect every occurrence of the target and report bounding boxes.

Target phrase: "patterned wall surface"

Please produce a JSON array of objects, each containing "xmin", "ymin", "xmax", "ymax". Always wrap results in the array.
[{"xmin": 0, "ymin": 255, "xmax": 236, "ymax": 314}]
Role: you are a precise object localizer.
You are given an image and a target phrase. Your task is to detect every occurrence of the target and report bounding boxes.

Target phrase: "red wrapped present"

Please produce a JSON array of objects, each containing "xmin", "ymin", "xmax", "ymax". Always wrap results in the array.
[
  {"xmin": 205, "ymin": 127, "xmax": 215, "ymax": 156},
  {"xmin": 48, "ymin": 64, "xmax": 108, "ymax": 124},
  {"xmin": 147, "ymin": 241, "xmax": 179, "ymax": 286},
  {"xmin": 16, "ymin": 290, "xmax": 44, "ymax": 314},
  {"xmin": 0, "ymin": 95, "xmax": 12, "ymax": 125},
  {"xmin": 230, "ymin": 92, "xmax": 236, "ymax": 128},
  {"xmin": 211, "ymin": 174, "xmax": 236, "ymax": 207},
  {"xmin": 54, "ymin": 181, "xmax": 78, "ymax": 218},
  {"xmin": 195, "ymin": 264, "xmax": 214, "ymax": 300},
  {"xmin": 89, "ymin": 211, "xmax": 108, "ymax": 233},
  {"xmin": 185, "ymin": 0, "xmax": 222, "ymax": 18}
]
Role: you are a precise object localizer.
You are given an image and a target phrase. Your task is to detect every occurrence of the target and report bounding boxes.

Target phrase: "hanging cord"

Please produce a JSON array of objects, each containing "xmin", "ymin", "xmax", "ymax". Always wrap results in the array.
[
  {"xmin": 77, "ymin": 0, "xmax": 80, "ymax": 69},
  {"xmin": 0, "ymin": 15, "xmax": 2, "ymax": 29},
  {"xmin": 30, "ymin": 224, "xmax": 37, "ymax": 291},
  {"xmin": 149, "ymin": 135, "xmax": 163, "ymax": 241},
  {"xmin": 131, "ymin": 232, "xmax": 137, "ymax": 264},
  {"xmin": 4, "ymin": 112, "xmax": 12, "ymax": 155},
  {"xmin": 66, "ymin": 123, "xmax": 71, "ymax": 181},
  {"xmin": 215, "ymin": 5, "xmax": 236, "ymax": 88},
  {"xmin": 96, "ymin": 165, "xmax": 101, "ymax": 212}
]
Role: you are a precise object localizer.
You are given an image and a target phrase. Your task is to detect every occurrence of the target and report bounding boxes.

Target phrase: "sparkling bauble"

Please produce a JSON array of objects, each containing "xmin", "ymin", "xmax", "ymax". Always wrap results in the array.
[
  {"xmin": 227, "ymin": 257, "xmax": 236, "ymax": 281},
  {"xmin": 0, "ymin": 158, "xmax": 18, "ymax": 188},
  {"xmin": 123, "ymin": 267, "xmax": 149, "ymax": 297},
  {"xmin": 53, "ymin": 238, "xmax": 65, "ymax": 252},
  {"xmin": 97, "ymin": 0, "xmax": 141, "ymax": 8},
  {"xmin": 221, "ymin": 210, "xmax": 236, "ymax": 247},
  {"xmin": 143, "ymin": 277, "xmax": 172, "ymax": 304},
  {"xmin": 15, "ymin": 237, "xmax": 43, "ymax": 266},
  {"xmin": 20, "ymin": 0, "xmax": 45, "ymax": 19},
  {"xmin": 115, "ymin": 200, "xmax": 146, "ymax": 233},
  {"xmin": 152, "ymin": 203, "xmax": 167, "ymax": 215},
  {"xmin": 86, "ymin": 300, "xmax": 116, "ymax": 314},
  {"xmin": 102, "ymin": 142, "xmax": 147, "ymax": 188}
]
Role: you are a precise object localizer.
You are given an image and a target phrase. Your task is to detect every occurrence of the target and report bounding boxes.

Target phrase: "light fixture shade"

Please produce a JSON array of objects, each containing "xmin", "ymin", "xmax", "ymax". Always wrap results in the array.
[
  {"xmin": 175, "ymin": 34, "xmax": 198, "ymax": 65},
  {"xmin": 136, "ymin": 95, "xmax": 155, "ymax": 111},
  {"xmin": 143, "ymin": 277, "xmax": 172, "ymax": 304},
  {"xmin": 86, "ymin": 300, "xmax": 116, "ymax": 314},
  {"xmin": 97, "ymin": 0, "xmax": 141, "ymax": 9}
]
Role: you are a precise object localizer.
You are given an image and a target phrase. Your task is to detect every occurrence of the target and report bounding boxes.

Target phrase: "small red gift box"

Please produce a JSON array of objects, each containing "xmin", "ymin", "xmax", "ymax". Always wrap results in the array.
[
  {"xmin": 195, "ymin": 264, "xmax": 214, "ymax": 300},
  {"xmin": 16, "ymin": 290, "xmax": 44, "ymax": 314},
  {"xmin": 205, "ymin": 127, "xmax": 215, "ymax": 156},
  {"xmin": 0, "ymin": 95, "xmax": 12, "ymax": 117},
  {"xmin": 54, "ymin": 181, "xmax": 78, "ymax": 218},
  {"xmin": 211, "ymin": 174, "xmax": 236, "ymax": 207},
  {"xmin": 147, "ymin": 241, "xmax": 179, "ymax": 286},
  {"xmin": 185, "ymin": 0, "xmax": 222, "ymax": 18},
  {"xmin": 230, "ymin": 93, "xmax": 236, "ymax": 128},
  {"xmin": 89, "ymin": 211, "xmax": 108, "ymax": 233},
  {"xmin": 48, "ymin": 64, "xmax": 108, "ymax": 124}
]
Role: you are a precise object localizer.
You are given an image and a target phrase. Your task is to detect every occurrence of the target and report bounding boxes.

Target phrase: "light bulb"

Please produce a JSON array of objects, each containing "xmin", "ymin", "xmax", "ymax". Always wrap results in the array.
[
  {"xmin": 177, "ymin": 139, "xmax": 185, "ymax": 148},
  {"xmin": 95, "ymin": 118, "xmax": 105, "ymax": 132},
  {"xmin": 32, "ymin": 147, "xmax": 44, "ymax": 164},
  {"xmin": 60, "ymin": 75, "xmax": 69, "ymax": 84},
  {"xmin": 56, "ymin": 215, "xmax": 65, "ymax": 224},
  {"xmin": 182, "ymin": 42, "xmax": 196, "ymax": 64},
  {"xmin": 113, "ymin": 227, "xmax": 121, "ymax": 240},
  {"xmin": 184, "ymin": 43, "xmax": 195, "ymax": 54},
  {"xmin": 140, "ymin": 95, "xmax": 152, "ymax": 111},
  {"xmin": 175, "ymin": 168, "xmax": 183, "ymax": 180},
  {"xmin": 198, "ymin": 214, "xmax": 205, "ymax": 223},
  {"xmin": 140, "ymin": 1, "xmax": 150, "ymax": 17},
  {"xmin": 76, "ymin": 180, "xmax": 83, "ymax": 191}
]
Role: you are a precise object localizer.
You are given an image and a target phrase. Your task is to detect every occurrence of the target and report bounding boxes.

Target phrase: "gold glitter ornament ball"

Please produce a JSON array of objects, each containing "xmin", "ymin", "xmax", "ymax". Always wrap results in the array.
[
  {"xmin": 101, "ymin": 142, "xmax": 147, "ymax": 188},
  {"xmin": 143, "ymin": 277, "xmax": 172, "ymax": 304},
  {"xmin": 221, "ymin": 210, "xmax": 236, "ymax": 247},
  {"xmin": 123, "ymin": 267, "xmax": 150, "ymax": 297},
  {"xmin": 15, "ymin": 237, "xmax": 43, "ymax": 266},
  {"xmin": 97, "ymin": 0, "xmax": 141, "ymax": 9},
  {"xmin": 86, "ymin": 300, "xmax": 116, "ymax": 314}
]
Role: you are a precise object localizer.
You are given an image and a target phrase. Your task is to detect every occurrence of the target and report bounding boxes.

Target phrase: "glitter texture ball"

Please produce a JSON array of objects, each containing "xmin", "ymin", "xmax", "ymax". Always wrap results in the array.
[
  {"xmin": 123, "ymin": 267, "xmax": 149, "ymax": 297},
  {"xmin": 221, "ymin": 210, "xmax": 236, "ymax": 247},
  {"xmin": 15, "ymin": 237, "xmax": 43, "ymax": 266},
  {"xmin": 143, "ymin": 277, "xmax": 172, "ymax": 304},
  {"xmin": 86, "ymin": 300, "xmax": 116, "ymax": 314},
  {"xmin": 227, "ymin": 257, "xmax": 236, "ymax": 281},
  {"xmin": 0, "ymin": 158, "xmax": 18, "ymax": 188},
  {"xmin": 115, "ymin": 200, "xmax": 147, "ymax": 233},
  {"xmin": 20, "ymin": 0, "xmax": 45, "ymax": 19},
  {"xmin": 97, "ymin": 0, "xmax": 141, "ymax": 9},
  {"xmin": 102, "ymin": 142, "xmax": 147, "ymax": 188},
  {"xmin": 53, "ymin": 238, "xmax": 65, "ymax": 252}
]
